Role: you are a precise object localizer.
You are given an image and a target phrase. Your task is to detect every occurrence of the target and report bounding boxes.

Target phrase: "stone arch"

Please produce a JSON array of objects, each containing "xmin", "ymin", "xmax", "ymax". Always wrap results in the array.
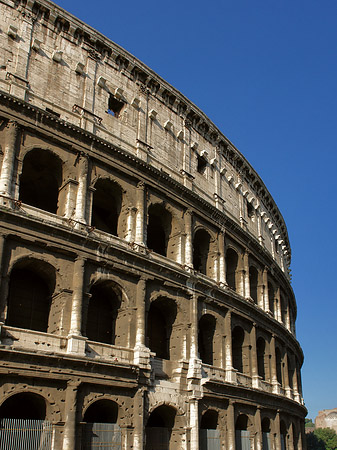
[
  {"xmin": 19, "ymin": 147, "xmax": 63, "ymax": 214},
  {"xmin": 235, "ymin": 413, "xmax": 253, "ymax": 450},
  {"xmin": 145, "ymin": 403, "xmax": 185, "ymax": 450},
  {"xmin": 198, "ymin": 313, "xmax": 216, "ymax": 365},
  {"xmin": 232, "ymin": 326, "xmax": 245, "ymax": 374},
  {"xmin": 85, "ymin": 278, "xmax": 128, "ymax": 346},
  {"xmin": 280, "ymin": 420, "xmax": 288, "ymax": 450},
  {"xmin": 146, "ymin": 296, "xmax": 177, "ymax": 360},
  {"xmin": 257, "ymin": 337, "xmax": 267, "ymax": 380},
  {"xmin": 5, "ymin": 256, "xmax": 57, "ymax": 332},
  {"xmin": 0, "ymin": 388, "xmax": 61, "ymax": 422},
  {"xmin": 249, "ymin": 265, "xmax": 259, "ymax": 303},
  {"xmin": 226, "ymin": 247, "xmax": 238, "ymax": 291},
  {"xmin": 193, "ymin": 227, "xmax": 212, "ymax": 276},
  {"xmin": 200, "ymin": 409, "xmax": 221, "ymax": 450},
  {"xmin": 147, "ymin": 202, "xmax": 172, "ymax": 257},
  {"xmin": 262, "ymin": 417, "xmax": 271, "ymax": 450},
  {"xmin": 267, "ymin": 278, "xmax": 275, "ymax": 316},
  {"xmin": 91, "ymin": 177, "xmax": 124, "ymax": 236},
  {"xmin": 275, "ymin": 346, "xmax": 283, "ymax": 386},
  {"xmin": 82, "ymin": 397, "xmax": 122, "ymax": 449}
]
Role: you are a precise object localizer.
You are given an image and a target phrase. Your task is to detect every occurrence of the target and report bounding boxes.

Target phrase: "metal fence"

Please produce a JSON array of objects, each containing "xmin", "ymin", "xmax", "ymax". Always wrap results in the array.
[
  {"xmin": 200, "ymin": 429, "xmax": 221, "ymax": 450},
  {"xmin": 82, "ymin": 423, "xmax": 121, "ymax": 449},
  {"xmin": 145, "ymin": 427, "xmax": 170, "ymax": 450},
  {"xmin": 0, "ymin": 418, "xmax": 52, "ymax": 450}
]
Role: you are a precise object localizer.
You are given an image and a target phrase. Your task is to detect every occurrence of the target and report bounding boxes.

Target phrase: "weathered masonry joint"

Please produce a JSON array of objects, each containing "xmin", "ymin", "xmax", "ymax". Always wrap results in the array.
[{"xmin": 0, "ymin": 0, "xmax": 305, "ymax": 449}]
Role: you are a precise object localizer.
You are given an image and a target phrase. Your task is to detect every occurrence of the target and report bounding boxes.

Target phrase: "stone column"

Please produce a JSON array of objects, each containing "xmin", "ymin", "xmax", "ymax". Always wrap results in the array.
[
  {"xmin": 133, "ymin": 388, "xmax": 145, "ymax": 450},
  {"xmin": 225, "ymin": 310, "xmax": 235, "ymax": 382},
  {"xmin": 218, "ymin": 231, "xmax": 227, "ymax": 286},
  {"xmin": 184, "ymin": 209, "xmax": 193, "ymax": 268},
  {"xmin": 68, "ymin": 256, "xmax": 87, "ymax": 355},
  {"xmin": 255, "ymin": 407, "xmax": 262, "ymax": 450},
  {"xmin": 244, "ymin": 250, "xmax": 250, "ymax": 298},
  {"xmin": 0, "ymin": 121, "xmax": 19, "ymax": 204},
  {"xmin": 187, "ymin": 287, "xmax": 202, "ymax": 380},
  {"xmin": 227, "ymin": 400, "xmax": 236, "ymax": 450},
  {"xmin": 135, "ymin": 181, "xmax": 146, "ymax": 246},
  {"xmin": 134, "ymin": 277, "xmax": 150, "ymax": 368},
  {"xmin": 263, "ymin": 268, "xmax": 269, "ymax": 312},
  {"xmin": 285, "ymin": 299, "xmax": 291, "ymax": 331},
  {"xmin": 275, "ymin": 411, "xmax": 282, "ymax": 450},
  {"xmin": 0, "ymin": 234, "xmax": 7, "ymax": 322},
  {"xmin": 74, "ymin": 153, "xmax": 89, "ymax": 225},
  {"xmin": 283, "ymin": 352, "xmax": 291, "ymax": 398},
  {"xmin": 190, "ymin": 399, "xmax": 199, "ymax": 450},
  {"xmin": 62, "ymin": 380, "xmax": 80, "ymax": 450},
  {"xmin": 292, "ymin": 356, "xmax": 300, "ymax": 402},
  {"xmin": 270, "ymin": 335, "xmax": 279, "ymax": 394},
  {"xmin": 251, "ymin": 323, "xmax": 259, "ymax": 388},
  {"xmin": 125, "ymin": 206, "xmax": 137, "ymax": 242},
  {"xmin": 135, "ymin": 277, "xmax": 146, "ymax": 348},
  {"xmin": 275, "ymin": 285, "xmax": 281, "ymax": 322}
]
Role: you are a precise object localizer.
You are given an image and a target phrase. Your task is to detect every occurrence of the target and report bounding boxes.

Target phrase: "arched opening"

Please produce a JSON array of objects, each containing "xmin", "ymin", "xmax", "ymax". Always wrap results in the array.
[
  {"xmin": 0, "ymin": 393, "xmax": 46, "ymax": 420},
  {"xmin": 257, "ymin": 337, "xmax": 266, "ymax": 380},
  {"xmin": 198, "ymin": 314, "xmax": 216, "ymax": 365},
  {"xmin": 145, "ymin": 405, "xmax": 176, "ymax": 450},
  {"xmin": 292, "ymin": 423, "xmax": 299, "ymax": 450},
  {"xmin": 268, "ymin": 282, "xmax": 275, "ymax": 316},
  {"xmin": 249, "ymin": 266, "xmax": 258, "ymax": 303},
  {"xmin": 235, "ymin": 414, "xmax": 250, "ymax": 450},
  {"xmin": 91, "ymin": 178, "xmax": 122, "ymax": 236},
  {"xmin": 226, "ymin": 248, "xmax": 238, "ymax": 291},
  {"xmin": 280, "ymin": 294, "xmax": 286, "ymax": 324},
  {"xmin": 232, "ymin": 326, "xmax": 245, "ymax": 374},
  {"xmin": 82, "ymin": 400, "xmax": 120, "ymax": 450},
  {"xmin": 262, "ymin": 418, "xmax": 271, "ymax": 450},
  {"xmin": 276, "ymin": 347, "xmax": 283, "ymax": 386},
  {"xmin": 147, "ymin": 204, "xmax": 172, "ymax": 257},
  {"xmin": 280, "ymin": 421, "xmax": 287, "ymax": 450},
  {"xmin": 147, "ymin": 298, "xmax": 177, "ymax": 360},
  {"xmin": 287, "ymin": 352, "xmax": 294, "ymax": 390},
  {"xmin": 86, "ymin": 282, "xmax": 121, "ymax": 345},
  {"xmin": 6, "ymin": 260, "xmax": 55, "ymax": 332},
  {"xmin": 200, "ymin": 410, "xmax": 220, "ymax": 450},
  {"xmin": 193, "ymin": 229, "xmax": 211, "ymax": 275},
  {"xmin": 19, "ymin": 149, "xmax": 62, "ymax": 214},
  {"xmin": 0, "ymin": 393, "xmax": 52, "ymax": 448}
]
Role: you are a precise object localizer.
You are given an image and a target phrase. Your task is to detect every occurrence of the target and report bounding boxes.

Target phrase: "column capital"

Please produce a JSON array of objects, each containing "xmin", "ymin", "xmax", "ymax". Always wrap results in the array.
[{"xmin": 137, "ymin": 180, "xmax": 145, "ymax": 189}]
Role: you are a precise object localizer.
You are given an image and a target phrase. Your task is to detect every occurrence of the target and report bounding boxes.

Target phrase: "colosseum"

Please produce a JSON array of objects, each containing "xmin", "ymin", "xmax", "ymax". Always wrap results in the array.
[{"xmin": 0, "ymin": 0, "xmax": 306, "ymax": 449}]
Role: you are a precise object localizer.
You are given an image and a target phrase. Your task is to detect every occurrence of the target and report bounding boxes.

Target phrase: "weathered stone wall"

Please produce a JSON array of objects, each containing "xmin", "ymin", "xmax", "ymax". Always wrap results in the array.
[
  {"xmin": 0, "ymin": 1, "xmax": 305, "ymax": 449},
  {"xmin": 315, "ymin": 409, "xmax": 337, "ymax": 433}
]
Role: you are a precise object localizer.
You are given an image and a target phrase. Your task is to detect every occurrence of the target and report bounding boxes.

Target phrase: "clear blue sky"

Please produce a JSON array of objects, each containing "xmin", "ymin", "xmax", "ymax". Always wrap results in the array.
[{"xmin": 53, "ymin": 0, "xmax": 337, "ymax": 419}]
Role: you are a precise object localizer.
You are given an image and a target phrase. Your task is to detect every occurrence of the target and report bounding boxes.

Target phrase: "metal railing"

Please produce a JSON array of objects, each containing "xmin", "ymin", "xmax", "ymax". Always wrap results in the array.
[{"xmin": 0, "ymin": 418, "xmax": 53, "ymax": 450}]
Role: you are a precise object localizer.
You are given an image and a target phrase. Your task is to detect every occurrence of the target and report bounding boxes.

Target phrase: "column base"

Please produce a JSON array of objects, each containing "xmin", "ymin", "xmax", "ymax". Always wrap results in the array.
[
  {"xmin": 67, "ymin": 334, "xmax": 87, "ymax": 356},
  {"xmin": 133, "ymin": 345, "xmax": 151, "ymax": 369}
]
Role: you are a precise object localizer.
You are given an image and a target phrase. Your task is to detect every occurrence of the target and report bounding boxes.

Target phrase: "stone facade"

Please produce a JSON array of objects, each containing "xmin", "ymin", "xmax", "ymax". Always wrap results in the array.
[
  {"xmin": 315, "ymin": 409, "xmax": 337, "ymax": 433},
  {"xmin": 0, "ymin": 0, "xmax": 306, "ymax": 449}
]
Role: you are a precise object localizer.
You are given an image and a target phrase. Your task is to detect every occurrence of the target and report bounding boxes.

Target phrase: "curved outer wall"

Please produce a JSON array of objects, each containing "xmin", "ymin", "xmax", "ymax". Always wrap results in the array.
[{"xmin": 0, "ymin": 1, "xmax": 305, "ymax": 449}]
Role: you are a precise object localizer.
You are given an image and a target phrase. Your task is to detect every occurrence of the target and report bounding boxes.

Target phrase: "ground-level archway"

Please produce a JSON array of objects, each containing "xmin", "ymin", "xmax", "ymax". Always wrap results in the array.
[{"xmin": 0, "ymin": 393, "xmax": 52, "ymax": 449}]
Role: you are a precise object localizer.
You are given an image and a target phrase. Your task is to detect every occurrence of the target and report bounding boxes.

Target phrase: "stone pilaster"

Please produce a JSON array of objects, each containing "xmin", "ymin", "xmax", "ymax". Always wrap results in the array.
[
  {"xmin": 184, "ymin": 209, "xmax": 193, "ymax": 269},
  {"xmin": 218, "ymin": 231, "xmax": 227, "ymax": 286},
  {"xmin": 251, "ymin": 323, "xmax": 259, "ymax": 388},
  {"xmin": 243, "ymin": 250, "xmax": 250, "ymax": 298},
  {"xmin": 0, "ymin": 121, "xmax": 19, "ymax": 204},
  {"xmin": 133, "ymin": 388, "xmax": 145, "ymax": 450},
  {"xmin": 67, "ymin": 256, "xmax": 87, "ymax": 355},
  {"xmin": 135, "ymin": 181, "xmax": 146, "ymax": 246},
  {"xmin": 255, "ymin": 407, "xmax": 262, "ymax": 450},
  {"xmin": 62, "ymin": 380, "xmax": 80, "ymax": 450},
  {"xmin": 134, "ymin": 277, "xmax": 150, "ymax": 368},
  {"xmin": 227, "ymin": 400, "xmax": 236, "ymax": 450},
  {"xmin": 189, "ymin": 399, "xmax": 199, "ymax": 450},
  {"xmin": 225, "ymin": 310, "xmax": 235, "ymax": 382},
  {"xmin": 263, "ymin": 268, "xmax": 269, "ymax": 312},
  {"xmin": 270, "ymin": 335, "xmax": 279, "ymax": 394},
  {"xmin": 74, "ymin": 153, "xmax": 89, "ymax": 225},
  {"xmin": 275, "ymin": 411, "xmax": 282, "ymax": 450}
]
